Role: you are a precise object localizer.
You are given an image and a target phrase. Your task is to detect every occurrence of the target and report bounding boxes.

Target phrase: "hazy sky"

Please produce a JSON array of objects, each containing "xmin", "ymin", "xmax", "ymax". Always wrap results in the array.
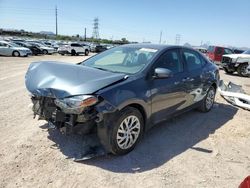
[{"xmin": 0, "ymin": 0, "xmax": 249, "ymax": 47}]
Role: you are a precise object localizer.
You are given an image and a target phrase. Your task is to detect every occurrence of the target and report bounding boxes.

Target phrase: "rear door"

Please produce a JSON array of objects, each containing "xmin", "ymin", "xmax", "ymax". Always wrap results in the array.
[
  {"xmin": 181, "ymin": 48, "xmax": 207, "ymax": 106},
  {"xmin": 71, "ymin": 43, "xmax": 84, "ymax": 53},
  {"xmin": 0, "ymin": 42, "xmax": 11, "ymax": 56},
  {"xmin": 150, "ymin": 48, "xmax": 189, "ymax": 123}
]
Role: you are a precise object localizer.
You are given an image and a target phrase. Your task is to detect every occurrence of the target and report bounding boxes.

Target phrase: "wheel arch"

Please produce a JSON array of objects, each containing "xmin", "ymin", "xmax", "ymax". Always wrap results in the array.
[{"xmin": 12, "ymin": 50, "xmax": 19, "ymax": 56}]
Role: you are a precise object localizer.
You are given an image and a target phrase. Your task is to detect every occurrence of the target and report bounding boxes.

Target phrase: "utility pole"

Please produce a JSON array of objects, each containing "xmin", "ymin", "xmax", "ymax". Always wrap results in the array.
[
  {"xmin": 84, "ymin": 27, "xmax": 86, "ymax": 41},
  {"xmin": 175, "ymin": 34, "xmax": 181, "ymax": 45},
  {"xmin": 159, "ymin": 31, "xmax": 162, "ymax": 44},
  {"xmin": 55, "ymin": 6, "xmax": 58, "ymax": 36}
]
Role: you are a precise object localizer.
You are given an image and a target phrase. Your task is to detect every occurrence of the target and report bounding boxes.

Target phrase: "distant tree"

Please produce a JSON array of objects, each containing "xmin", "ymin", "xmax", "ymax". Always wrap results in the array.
[
  {"xmin": 121, "ymin": 38, "xmax": 128, "ymax": 43},
  {"xmin": 184, "ymin": 42, "xmax": 192, "ymax": 47}
]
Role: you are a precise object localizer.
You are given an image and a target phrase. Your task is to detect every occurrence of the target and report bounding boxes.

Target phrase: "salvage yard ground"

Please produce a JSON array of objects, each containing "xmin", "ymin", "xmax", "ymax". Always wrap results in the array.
[{"xmin": 0, "ymin": 54, "xmax": 249, "ymax": 188}]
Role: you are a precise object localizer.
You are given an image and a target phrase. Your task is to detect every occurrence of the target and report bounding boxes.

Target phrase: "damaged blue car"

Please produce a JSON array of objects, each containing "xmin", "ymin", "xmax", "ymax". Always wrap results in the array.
[{"xmin": 25, "ymin": 44, "xmax": 219, "ymax": 155}]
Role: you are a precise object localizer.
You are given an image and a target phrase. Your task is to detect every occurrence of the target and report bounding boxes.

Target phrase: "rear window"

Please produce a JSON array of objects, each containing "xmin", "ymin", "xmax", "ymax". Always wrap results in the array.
[
  {"xmin": 207, "ymin": 46, "xmax": 214, "ymax": 52},
  {"xmin": 215, "ymin": 47, "xmax": 223, "ymax": 54}
]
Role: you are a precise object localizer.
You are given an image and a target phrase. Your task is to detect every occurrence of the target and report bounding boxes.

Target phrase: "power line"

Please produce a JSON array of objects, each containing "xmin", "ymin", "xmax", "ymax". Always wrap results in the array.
[
  {"xmin": 55, "ymin": 6, "xmax": 58, "ymax": 36},
  {"xmin": 175, "ymin": 34, "xmax": 181, "ymax": 45}
]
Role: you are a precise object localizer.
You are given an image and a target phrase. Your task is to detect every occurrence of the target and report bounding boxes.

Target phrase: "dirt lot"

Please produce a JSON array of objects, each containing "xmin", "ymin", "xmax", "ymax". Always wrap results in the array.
[{"xmin": 0, "ymin": 54, "xmax": 249, "ymax": 188}]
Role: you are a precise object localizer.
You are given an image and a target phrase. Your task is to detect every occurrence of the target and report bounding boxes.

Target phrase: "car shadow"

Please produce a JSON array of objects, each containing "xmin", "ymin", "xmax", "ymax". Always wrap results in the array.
[{"xmin": 45, "ymin": 102, "xmax": 238, "ymax": 173}]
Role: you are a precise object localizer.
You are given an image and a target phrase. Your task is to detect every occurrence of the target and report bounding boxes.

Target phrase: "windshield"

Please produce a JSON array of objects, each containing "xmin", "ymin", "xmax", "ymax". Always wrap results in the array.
[
  {"xmin": 82, "ymin": 46, "xmax": 158, "ymax": 74},
  {"xmin": 243, "ymin": 50, "xmax": 250, "ymax": 54}
]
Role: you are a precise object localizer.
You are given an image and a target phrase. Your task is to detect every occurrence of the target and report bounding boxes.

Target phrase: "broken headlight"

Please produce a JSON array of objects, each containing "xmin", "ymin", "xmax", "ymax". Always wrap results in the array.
[{"xmin": 55, "ymin": 95, "xmax": 98, "ymax": 114}]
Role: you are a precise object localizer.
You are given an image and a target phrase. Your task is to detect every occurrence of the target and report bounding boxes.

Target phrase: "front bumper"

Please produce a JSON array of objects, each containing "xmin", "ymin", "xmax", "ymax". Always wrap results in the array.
[
  {"xmin": 31, "ymin": 96, "xmax": 99, "ymax": 134},
  {"xmin": 222, "ymin": 62, "xmax": 236, "ymax": 71},
  {"xmin": 19, "ymin": 50, "xmax": 32, "ymax": 56}
]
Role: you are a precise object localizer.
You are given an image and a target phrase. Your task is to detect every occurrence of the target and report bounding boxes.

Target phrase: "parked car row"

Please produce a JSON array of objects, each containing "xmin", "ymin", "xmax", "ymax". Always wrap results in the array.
[{"xmin": 0, "ymin": 37, "xmax": 118, "ymax": 57}]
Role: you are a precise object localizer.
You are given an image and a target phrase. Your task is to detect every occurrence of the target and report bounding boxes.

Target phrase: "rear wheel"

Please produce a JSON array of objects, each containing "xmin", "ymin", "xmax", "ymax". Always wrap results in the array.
[
  {"xmin": 237, "ymin": 64, "xmax": 248, "ymax": 77},
  {"xmin": 98, "ymin": 107, "xmax": 143, "ymax": 155},
  {"xmin": 71, "ymin": 49, "xmax": 76, "ymax": 56},
  {"xmin": 12, "ymin": 51, "xmax": 20, "ymax": 57},
  {"xmin": 198, "ymin": 86, "xmax": 216, "ymax": 112}
]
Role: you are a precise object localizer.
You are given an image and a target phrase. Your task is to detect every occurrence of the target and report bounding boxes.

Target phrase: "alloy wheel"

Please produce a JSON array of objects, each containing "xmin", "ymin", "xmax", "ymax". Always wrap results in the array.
[
  {"xmin": 206, "ymin": 89, "xmax": 215, "ymax": 110},
  {"xmin": 116, "ymin": 115, "xmax": 141, "ymax": 150}
]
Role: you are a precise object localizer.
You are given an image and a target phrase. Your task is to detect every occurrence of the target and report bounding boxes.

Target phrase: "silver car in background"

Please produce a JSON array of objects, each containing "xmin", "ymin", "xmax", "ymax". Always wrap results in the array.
[
  {"xmin": 28, "ymin": 42, "xmax": 55, "ymax": 55},
  {"xmin": 0, "ymin": 41, "xmax": 32, "ymax": 57}
]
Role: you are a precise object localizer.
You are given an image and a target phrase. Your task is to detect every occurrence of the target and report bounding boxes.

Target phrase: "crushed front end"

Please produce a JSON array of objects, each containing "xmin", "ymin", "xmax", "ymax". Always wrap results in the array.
[{"xmin": 31, "ymin": 95, "xmax": 100, "ymax": 135}]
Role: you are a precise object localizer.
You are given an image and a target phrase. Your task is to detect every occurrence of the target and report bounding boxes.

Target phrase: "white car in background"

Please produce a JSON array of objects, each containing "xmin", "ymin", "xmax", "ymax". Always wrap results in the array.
[
  {"xmin": 58, "ymin": 43, "xmax": 90, "ymax": 56},
  {"xmin": 222, "ymin": 50, "xmax": 250, "ymax": 77},
  {"xmin": 28, "ymin": 42, "xmax": 55, "ymax": 54},
  {"xmin": 0, "ymin": 41, "xmax": 31, "ymax": 57}
]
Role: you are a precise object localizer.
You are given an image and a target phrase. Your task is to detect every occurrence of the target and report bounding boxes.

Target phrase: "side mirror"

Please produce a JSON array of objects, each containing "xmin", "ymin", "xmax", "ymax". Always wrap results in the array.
[{"xmin": 153, "ymin": 68, "xmax": 173, "ymax": 79}]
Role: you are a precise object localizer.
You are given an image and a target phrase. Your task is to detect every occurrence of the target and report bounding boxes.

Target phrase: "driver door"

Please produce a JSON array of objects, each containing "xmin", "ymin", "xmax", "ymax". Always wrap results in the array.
[{"xmin": 150, "ymin": 48, "xmax": 189, "ymax": 124}]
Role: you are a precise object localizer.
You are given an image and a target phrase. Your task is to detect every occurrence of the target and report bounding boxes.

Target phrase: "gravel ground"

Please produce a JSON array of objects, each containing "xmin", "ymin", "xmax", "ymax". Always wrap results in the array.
[{"xmin": 0, "ymin": 54, "xmax": 249, "ymax": 188}]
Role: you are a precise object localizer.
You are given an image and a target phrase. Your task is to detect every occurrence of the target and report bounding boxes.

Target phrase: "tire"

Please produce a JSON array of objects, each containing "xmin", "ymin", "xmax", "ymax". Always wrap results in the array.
[
  {"xmin": 198, "ymin": 86, "xmax": 216, "ymax": 112},
  {"xmin": 223, "ymin": 68, "xmax": 234, "ymax": 74},
  {"xmin": 42, "ymin": 50, "xmax": 48, "ymax": 54},
  {"xmin": 237, "ymin": 64, "xmax": 248, "ymax": 77},
  {"xmin": 97, "ymin": 107, "xmax": 144, "ymax": 155},
  {"xmin": 71, "ymin": 50, "xmax": 76, "ymax": 56},
  {"xmin": 85, "ymin": 49, "xmax": 89, "ymax": 56},
  {"xmin": 12, "ymin": 51, "xmax": 20, "ymax": 57}
]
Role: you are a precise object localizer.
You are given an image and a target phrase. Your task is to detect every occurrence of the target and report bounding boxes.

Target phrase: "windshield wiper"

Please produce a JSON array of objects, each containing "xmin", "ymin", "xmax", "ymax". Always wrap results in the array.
[{"xmin": 93, "ymin": 67, "xmax": 110, "ymax": 72}]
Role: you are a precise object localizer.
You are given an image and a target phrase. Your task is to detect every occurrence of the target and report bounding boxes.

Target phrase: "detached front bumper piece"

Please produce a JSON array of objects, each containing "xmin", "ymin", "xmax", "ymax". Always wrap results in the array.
[{"xmin": 218, "ymin": 80, "xmax": 250, "ymax": 110}]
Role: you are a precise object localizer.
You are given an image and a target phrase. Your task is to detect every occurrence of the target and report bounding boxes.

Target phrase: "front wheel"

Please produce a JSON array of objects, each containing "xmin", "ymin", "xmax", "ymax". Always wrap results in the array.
[
  {"xmin": 42, "ymin": 50, "xmax": 48, "ymax": 54},
  {"xmin": 98, "ymin": 107, "xmax": 144, "ymax": 155},
  {"xmin": 85, "ymin": 49, "xmax": 89, "ymax": 56},
  {"xmin": 198, "ymin": 86, "xmax": 216, "ymax": 112},
  {"xmin": 12, "ymin": 51, "xmax": 20, "ymax": 57},
  {"xmin": 223, "ymin": 68, "xmax": 234, "ymax": 74},
  {"xmin": 237, "ymin": 64, "xmax": 249, "ymax": 77}
]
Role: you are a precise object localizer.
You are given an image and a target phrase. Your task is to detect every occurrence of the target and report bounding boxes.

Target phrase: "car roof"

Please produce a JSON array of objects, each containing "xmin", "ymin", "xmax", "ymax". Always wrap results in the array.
[
  {"xmin": 121, "ymin": 43, "xmax": 186, "ymax": 51},
  {"xmin": 208, "ymin": 45, "xmax": 231, "ymax": 49},
  {"xmin": 0, "ymin": 40, "xmax": 9, "ymax": 44}
]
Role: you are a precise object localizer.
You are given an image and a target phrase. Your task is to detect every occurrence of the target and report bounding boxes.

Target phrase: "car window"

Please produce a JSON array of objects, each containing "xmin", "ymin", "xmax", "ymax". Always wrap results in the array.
[
  {"xmin": 0, "ymin": 42, "xmax": 8, "ymax": 47},
  {"xmin": 183, "ymin": 49, "xmax": 202, "ymax": 71},
  {"xmin": 224, "ymin": 48, "xmax": 233, "ymax": 54},
  {"xmin": 71, "ymin": 43, "xmax": 81, "ymax": 47},
  {"xmin": 216, "ymin": 47, "xmax": 223, "ymax": 54},
  {"xmin": 154, "ymin": 49, "xmax": 183, "ymax": 74},
  {"xmin": 207, "ymin": 46, "xmax": 214, "ymax": 52}
]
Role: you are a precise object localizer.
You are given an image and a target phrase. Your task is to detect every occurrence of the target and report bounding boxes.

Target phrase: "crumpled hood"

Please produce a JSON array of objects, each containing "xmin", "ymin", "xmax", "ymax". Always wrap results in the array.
[{"xmin": 25, "ymin": 61, "xmax": 126, "ymax": 98}]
